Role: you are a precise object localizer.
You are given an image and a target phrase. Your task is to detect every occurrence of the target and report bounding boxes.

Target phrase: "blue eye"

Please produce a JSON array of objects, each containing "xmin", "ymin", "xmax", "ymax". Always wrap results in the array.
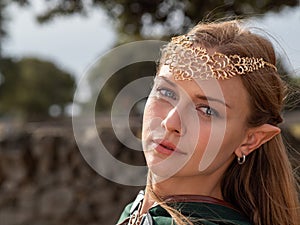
[
  {"xmin": 197, "ymin": 105, "xmax": 219, "ymax": 117},
  {"xmin": 157, "ymin": 88, "xmax": 177, "ymax": 100}
]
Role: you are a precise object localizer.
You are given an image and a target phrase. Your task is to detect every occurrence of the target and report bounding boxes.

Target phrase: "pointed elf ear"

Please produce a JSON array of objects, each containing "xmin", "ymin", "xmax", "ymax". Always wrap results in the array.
[{"xmin": 235, "ymin": 124, "xmax": 281, "ymax": 157}]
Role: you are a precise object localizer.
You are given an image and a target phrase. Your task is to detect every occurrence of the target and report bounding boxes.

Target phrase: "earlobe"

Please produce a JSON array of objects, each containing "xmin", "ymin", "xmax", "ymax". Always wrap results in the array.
[{"xmin": 235, "ymin": 124, "xmax": 281, "ymax": 157}]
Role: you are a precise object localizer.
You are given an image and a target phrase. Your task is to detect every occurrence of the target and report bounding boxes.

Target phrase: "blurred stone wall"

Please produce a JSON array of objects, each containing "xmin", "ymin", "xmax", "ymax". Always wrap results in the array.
[
  {"xmin": 0, "ymin": 118, "xmax": 144, "ymax": 225},
  {"xmin": 0, "ymin": 112, "xmax": 299, "ymax": 225}
]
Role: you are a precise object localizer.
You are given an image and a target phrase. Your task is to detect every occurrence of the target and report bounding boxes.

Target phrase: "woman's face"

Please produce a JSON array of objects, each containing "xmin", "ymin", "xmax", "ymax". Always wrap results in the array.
[{"xmin": 142, "ymin": 64, "xmax": 251, "ymax": 180}]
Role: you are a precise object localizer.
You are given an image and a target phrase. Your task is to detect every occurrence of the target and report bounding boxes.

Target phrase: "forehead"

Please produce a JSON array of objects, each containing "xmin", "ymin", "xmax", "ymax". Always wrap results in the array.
[{"xmin": 157, "ymin": 64, "xmax": 249, "ymax": 109}]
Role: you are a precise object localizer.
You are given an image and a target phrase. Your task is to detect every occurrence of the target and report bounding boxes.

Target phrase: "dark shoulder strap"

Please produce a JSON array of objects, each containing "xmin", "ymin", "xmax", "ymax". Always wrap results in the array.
[{"xmin": 163, "ymin": 195, "xmax": 239, "ymax": 212}]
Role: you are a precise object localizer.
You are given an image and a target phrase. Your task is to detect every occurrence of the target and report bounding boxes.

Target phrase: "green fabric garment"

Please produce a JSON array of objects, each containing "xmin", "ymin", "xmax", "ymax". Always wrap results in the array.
[{"xmin": 117, "ymin": 201, "xmax": 252, "ymax": 225}]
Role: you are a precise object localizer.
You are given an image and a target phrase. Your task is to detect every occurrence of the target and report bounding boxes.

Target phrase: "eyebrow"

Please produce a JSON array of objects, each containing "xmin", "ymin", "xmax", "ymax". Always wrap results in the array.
[
  {"xmin": 156, "ymin": 76, "xmax": 176, "ymax": 87},
  {"xmin": 195, "ymin": 95, "xmax": 231, "ymax": 109}
]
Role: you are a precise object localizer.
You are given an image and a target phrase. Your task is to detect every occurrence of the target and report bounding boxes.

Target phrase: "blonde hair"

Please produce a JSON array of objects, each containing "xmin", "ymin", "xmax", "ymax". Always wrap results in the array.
[{"xmin": 153, "ymin": 20, "xmax": 299, "ymax": 225}]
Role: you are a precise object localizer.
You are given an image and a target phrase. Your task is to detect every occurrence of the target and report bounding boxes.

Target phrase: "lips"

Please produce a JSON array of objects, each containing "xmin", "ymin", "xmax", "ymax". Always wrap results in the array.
[
  {"xmin": 152, "ymin": 139, "xmax": 183, "ymax": 156},
  {"xmin": 159, "ymin": 140, "xmax": 176, "ymax": 151}
]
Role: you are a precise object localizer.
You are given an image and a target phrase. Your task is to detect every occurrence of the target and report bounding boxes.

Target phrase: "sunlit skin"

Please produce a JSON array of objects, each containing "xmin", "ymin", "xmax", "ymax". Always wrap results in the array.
[{"xmin": 140, "ymin": 64, "xmax": 253, "ymax": 213}]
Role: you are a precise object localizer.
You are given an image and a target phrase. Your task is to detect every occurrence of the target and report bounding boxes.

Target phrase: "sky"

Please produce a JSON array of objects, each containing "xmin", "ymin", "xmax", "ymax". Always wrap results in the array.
[
  {"xmin": 3, "ymin": 2, "xmax": 300, "ymax": 81},
  {"xmin": 3, "ymin": 1, "xmax": 116, "ymax": 80}
]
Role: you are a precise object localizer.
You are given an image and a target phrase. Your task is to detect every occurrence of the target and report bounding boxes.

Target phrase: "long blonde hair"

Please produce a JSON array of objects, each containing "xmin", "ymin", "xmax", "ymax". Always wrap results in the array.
[{"xmin": 151, "ymin": 20, "xmax": 299, "ymax": 225}]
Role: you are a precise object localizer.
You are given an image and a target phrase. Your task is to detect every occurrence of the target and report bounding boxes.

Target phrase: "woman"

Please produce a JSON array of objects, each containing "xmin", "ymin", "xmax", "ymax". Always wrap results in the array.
[{"xmin": 116, "ymin": 20, "xmax": 299, "ymax": 225}]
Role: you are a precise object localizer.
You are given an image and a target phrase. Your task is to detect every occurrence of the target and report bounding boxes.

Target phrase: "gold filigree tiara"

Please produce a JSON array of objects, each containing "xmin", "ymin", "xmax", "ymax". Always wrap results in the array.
[{"xmin": 162, "ymin": 35, "xmax": 277, "ymax": 80}]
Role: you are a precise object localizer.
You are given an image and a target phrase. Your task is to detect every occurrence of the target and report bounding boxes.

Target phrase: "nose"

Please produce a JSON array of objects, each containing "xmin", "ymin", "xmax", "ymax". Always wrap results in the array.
[{"xmin": 161, "ymin": 107, "xmax": 186, "ymax": 136}]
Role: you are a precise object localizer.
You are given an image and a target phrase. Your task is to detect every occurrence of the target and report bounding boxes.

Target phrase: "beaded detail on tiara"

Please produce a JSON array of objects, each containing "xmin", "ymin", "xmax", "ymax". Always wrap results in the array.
[{"xmin": 162, "ymin": 35, "xmax": 277, "ymax": 81}]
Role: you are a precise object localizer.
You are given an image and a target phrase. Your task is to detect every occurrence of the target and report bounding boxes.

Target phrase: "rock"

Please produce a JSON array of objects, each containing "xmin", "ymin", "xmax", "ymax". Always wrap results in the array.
[
  {"xmin": 0, "ymin": 118, "xmax": 146, "ymax": 225},
  {"xmin": 38, "ymin": 186, "xmax": 74, "ymax": 218}
]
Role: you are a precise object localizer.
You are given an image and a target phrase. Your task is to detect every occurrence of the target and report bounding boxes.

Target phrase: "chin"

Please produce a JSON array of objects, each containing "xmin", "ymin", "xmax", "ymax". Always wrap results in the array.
[
  {"xmin": 146, "ymin": 157, "xmax": 188, "ymax": 183},
  {"xmin": 148, "ymin": 166, "xmax": 175, "ymax": 183}
]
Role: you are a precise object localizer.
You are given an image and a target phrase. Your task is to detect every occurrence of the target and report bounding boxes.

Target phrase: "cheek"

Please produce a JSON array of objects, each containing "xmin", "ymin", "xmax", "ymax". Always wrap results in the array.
[
  {"xmin": 142, "ymin": 98, "xmax": 173, "ymax": 123},
  {"xmin": 142, "ymin": 99, "xmax": 166, "ymax": 139},
  {"xmin": 218, "ymin": 122, "xmax": 246, "ymax": 153},
  {"xmin": 168, "ymin": 122, "xmax": 212, "ymax": 177},
  {"xmin": 194, "ymin": 120, "xmax": 232, "ymax": 172},
  {"xmin": 143, "ymin": 100, "xmax": 160, "ymax": 126},
  {"xmin": 187, "ymin": 123, "xmax": 211, "ymax": 164},
  {"xmin": 198, "ymin": 121, "xmax": 246, "ymax": 172}
]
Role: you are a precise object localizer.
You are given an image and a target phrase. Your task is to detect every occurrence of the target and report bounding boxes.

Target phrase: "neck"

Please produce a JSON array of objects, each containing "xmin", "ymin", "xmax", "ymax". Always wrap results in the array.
[
  {"xmin": 141, "ymin": 172, "xmax": 224, "ymax": 214},
  {"xmin": 152, "ymin": 174, "xmax": 223, "ymax": 198},
  {"xmin": 140, "ymin": 154, "xmax": 235, "ymax": 214}
]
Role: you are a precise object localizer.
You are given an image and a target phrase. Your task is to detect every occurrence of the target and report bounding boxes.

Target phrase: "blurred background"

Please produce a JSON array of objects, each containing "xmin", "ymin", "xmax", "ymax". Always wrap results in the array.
[{"xmin": 0, "ymin": 0, "xmax": 299, "ymax": 225}]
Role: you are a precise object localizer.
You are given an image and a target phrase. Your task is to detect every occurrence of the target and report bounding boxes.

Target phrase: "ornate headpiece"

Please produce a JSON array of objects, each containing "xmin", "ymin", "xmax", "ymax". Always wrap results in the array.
[{"xmin": 162, "ymin": 35, "xmax": 277, "ymax": 80}]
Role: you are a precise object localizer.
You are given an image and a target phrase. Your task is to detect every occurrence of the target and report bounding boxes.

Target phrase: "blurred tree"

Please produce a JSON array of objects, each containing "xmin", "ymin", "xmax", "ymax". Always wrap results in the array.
[
  {"xmin": 0, "ymin": 0, "xmax": 28, "ymax": 57},
  {"xmin": 52, "ymin": 0, "xmax": 298, "ymax": 112},
  {"xmin": 275, "ymin": 59, "xmax": 300, "ymax": 111},
  {"xmin": 6, "ymin": 0, "xmax": 299, "ymax": 113},
  {"xmin": 283, "ymin": 76, "xmax": 300, "ymax": 111},
  {"xmin": 17, "ymin": 0, "xmax": 299, "ymax": 41},
  {"xmin": 92, "ymin": 61, "xmax": 155, "ymax": 113},
  {"xmin": 0, "ymin": 0, "xmax": 9, "ymax": 57},
  {"xmin": 0, "ymin": 57, "xmax": 75, "ymax": 120}
]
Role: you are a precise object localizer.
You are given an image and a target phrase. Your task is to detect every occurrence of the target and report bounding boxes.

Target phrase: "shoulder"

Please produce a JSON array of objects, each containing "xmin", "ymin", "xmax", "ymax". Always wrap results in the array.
[
  {"xmin": 117, "ymin": 202, "xmax": 252, "ymax": 225},
  {"xmin": 116, "ymin": 202, "xmax": 133, "ymax": 224},
  {"xmin": 116, "ymin": 191, "xmax": 252, "ymax": 225},
  {"xmin": 149, "ymin": 202, "xmax": 252, "ymax": 225}
]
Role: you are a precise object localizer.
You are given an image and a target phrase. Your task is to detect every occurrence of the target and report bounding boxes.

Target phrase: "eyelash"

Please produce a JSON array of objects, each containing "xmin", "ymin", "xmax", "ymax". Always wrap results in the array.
[
  {"xmin": 155, "ymin": 86, "xmax": 220, "ymax": 118},
  {"xmin": 156, "ymin": 87, "xmax": 177, "ymax": 100},
  {"xmin": 196, "ymin": 105, "xmax": 219, "ymax": 118}
]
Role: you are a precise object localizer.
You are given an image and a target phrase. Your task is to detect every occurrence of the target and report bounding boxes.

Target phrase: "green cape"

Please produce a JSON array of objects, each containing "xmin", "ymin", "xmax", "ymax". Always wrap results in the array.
[{"xmin": 117, "ymin": 191, "xmax": 252, "ymax": 225}]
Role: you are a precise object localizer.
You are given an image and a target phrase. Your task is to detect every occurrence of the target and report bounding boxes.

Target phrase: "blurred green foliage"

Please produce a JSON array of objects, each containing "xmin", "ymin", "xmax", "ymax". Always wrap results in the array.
[
  {"xmin": 15, "ymin": 0, "xmax": 299, "ymax": 41},
  {"xmin": 0, "ymin": 0, "xmax": 299, "ymax": 117},
  {"xmin": 93, "ymin": 61, "xmax": 155, "ymax": 113},
  {"xmin": 0, "ymin": 0, "xmax": 30, "ymax": 55},
  {"xmin": 0, "ymin": 57, "xmax": 75, "ymax": 120}
]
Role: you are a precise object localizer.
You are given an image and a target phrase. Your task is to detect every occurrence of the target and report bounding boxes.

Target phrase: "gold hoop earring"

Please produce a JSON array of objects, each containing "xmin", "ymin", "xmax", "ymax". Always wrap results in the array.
[{"xmin": 237, "ymin": 154, "xmax": 246, "ymax": 165}]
